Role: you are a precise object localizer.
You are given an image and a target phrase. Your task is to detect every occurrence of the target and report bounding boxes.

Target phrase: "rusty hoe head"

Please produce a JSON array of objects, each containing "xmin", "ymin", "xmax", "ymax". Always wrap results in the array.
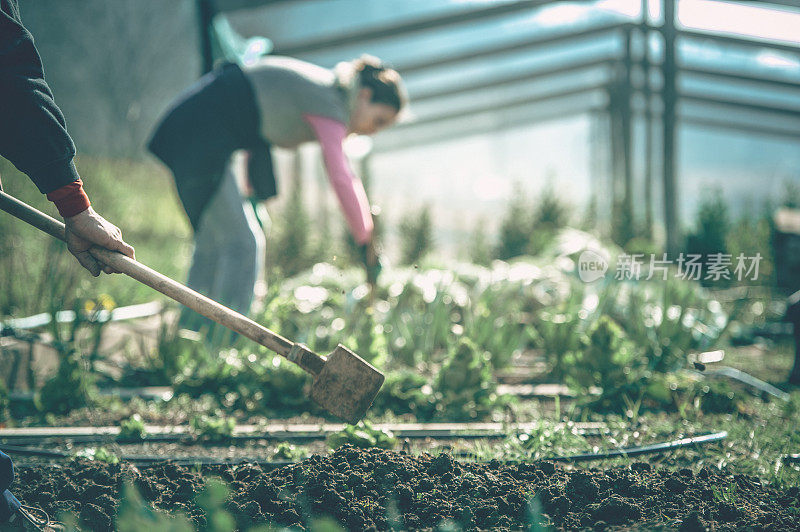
[{"xmin": 310, "ymin": 344, "xmax": 385, "ymax": 425}]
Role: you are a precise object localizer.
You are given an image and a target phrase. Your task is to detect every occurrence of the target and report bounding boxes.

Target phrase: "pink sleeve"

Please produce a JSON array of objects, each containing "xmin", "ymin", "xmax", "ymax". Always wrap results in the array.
[{"xmin": 303, "ymin": 114, "xmax": 373, "ymax": 245}]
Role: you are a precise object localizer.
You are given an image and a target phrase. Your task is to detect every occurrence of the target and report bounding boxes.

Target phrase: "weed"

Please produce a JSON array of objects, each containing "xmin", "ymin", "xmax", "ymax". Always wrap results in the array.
[
  {"xmin": 434, "ymin": 337, "xmax": 506, "ymax": 421},
  {"xmin": 36, "ymin": 349, "xmax": 95, "ymax": 415},
  {"xmin": 273, "ymin": 442, "xmax": 306, "ymax": 461},
  {"xmin": 75, "ymin": 446, "xmax": 120, "ymax": 464},
  {"xmin": 118, "ymin": 413, "xmax": 147, "ymax": 441},
  {"xmin": 399, "ymin": 203, "xmax": 434, "ymax": 265},
  {"xmin": 190, "ymin": 414, "xmax": 236, "ymax": 443},
  {"xmin": 327, "ymin": 421, "xmax": 397, "ymax": 450},
  {"xmin": 712, "ymin": 481, "xmax": 738, "ymax": 504}
]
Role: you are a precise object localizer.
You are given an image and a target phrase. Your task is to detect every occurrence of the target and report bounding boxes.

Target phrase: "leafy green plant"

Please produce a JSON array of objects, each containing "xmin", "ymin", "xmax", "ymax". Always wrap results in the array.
[
  {"xmin": 694, "ymin": 380, "xmax": 743, "ymax": 414},
  {"xmin": 528, "ymin": 281, "xmax": 595, "ymax": 379},
  {"xmin": 195, "ymin": 478, "xmax": 236, "ymax": 532},
  {"xmin": 399, "ymin": 203, "xmax": 434, "ymax": 265},
  {"xmin": 510, "ymin": 420, "xmax": 592, "ymax": 460},
  {"xmin": 174, "ymin": 352, "xmax": 315, "ymax": 417},
  {"xmin": 685, "ymin": 188, "xmax": 730, "ymax": 286},
  {"xmin": 564, "ymin": 316, "xmax": 638, "ymax": 402},
  {"xmin": 466, "ymin": 217, "xmax": 493, "ymax": 266},
  {"xmin": 122, "ymin": 319, "xmax": 209, "ymax": 387},
  {"xmin": 496, "ymin": 184, "xmax": 532, "ymax": 260},
  {"xmin": 190, "ymin": 414, "xmax": 236, "ymax": 442},
  {"xmin": 118, "ymin": 413, "xmax": 147, "ymax": 441},
  {"xmin": 606, "ymin": 278, "xmax": 728, "ymax": 374},
  {"xmin": 273, "ymin": 442, "xmax": 306, "ymax": 461},
  {"xmin": 36, "ymin": 349, "xmax": 95, "ymax": 415},
  {"xmin": 712, "ymin": 480, "xmax": 738, "ymax": 505},
  {"xmin": 433, "ymin": 337, "xmax": 506, "ymax": 420},
  {"xmin": 75, "ymin": 446, "xmax": 120, "ymax": 464},
  {"xmin": 115, "ymin": 481, "xmax": 194, "ymax": 532},
  {"xmin": 370, "ymin": 370, "xmax": 436, "ymax": 420},
  {"xmin": 327, "ymin": 420, "xmax": 397, "ymax": 449},
  {"xmin": 529, "ymin": 184, "xmax": 568, "ymax": 256},
  {"xmin": 343, "ymin": 310, "xmax": 388, "ymax": 366},
  {"xmin": 726, "ymin": 209, "xmax": 774, "ymax": 287}
]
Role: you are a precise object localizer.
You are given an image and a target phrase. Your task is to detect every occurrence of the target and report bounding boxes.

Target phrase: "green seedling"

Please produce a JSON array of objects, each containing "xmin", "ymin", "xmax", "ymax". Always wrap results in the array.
[
  {"xmin": 190, "ymin": 414, "xmax": 236, "ymax": 443},
  {"xmin": 273, "ymin": 442, "xmax": 306, "ymax": 461},
  {"xmin": 75, "ymin": 446, "xmax": 120, "ymax": 464},
  {"xmin": 327, "ymin": 420, "xmax": 397, "ymax": 449},
  {"xmin": 118, "ymin": 413, "xmax": 147, "ymax": 441}
]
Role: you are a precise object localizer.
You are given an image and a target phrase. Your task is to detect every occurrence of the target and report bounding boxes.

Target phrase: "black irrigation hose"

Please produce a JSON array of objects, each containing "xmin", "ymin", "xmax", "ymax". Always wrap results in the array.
[
  {"xmin": 547, "ymin": 431, "xmax": 728, "ymax": 463},
  {"xmin": 0, "ymin": 445, "xmax": 70, "ymax": 458},
  {"xmin": 695, "ymin": 366, "xmax": 791, "ymax": 402},
  {"xmin": 451, "ymin": 431, "xmax": 729, "ymax": 463},
  {"xmin": 0, "ymin": 426, "xmax": 610, "ymax": 447},
  {"xmin": 3, "ymin": 431, "xmax": 728, "ymax": 468},
  {"xmin": 0, "ymin": 432, "xmax": 511, "ymax": 447},
  {"xmin": 0, "ymin": 444, "xmax": 289, "ymax": 468}
]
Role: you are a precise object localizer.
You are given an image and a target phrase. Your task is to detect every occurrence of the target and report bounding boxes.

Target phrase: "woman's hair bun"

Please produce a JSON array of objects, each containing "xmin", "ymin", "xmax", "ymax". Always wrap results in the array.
[
  {"xmin": 352, "ymin": 54, "xmax": 407, "ymax": 112},
  {"xmin": 355, "ymin": 54, "xmax": 384, "ymax": 75}
]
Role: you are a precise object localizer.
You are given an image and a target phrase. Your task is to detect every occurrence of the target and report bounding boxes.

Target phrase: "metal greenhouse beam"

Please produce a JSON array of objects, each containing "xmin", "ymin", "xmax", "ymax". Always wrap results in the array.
[
  {"xmin": 682, "ymin": 94, "xmax": 800, "ymax": 119},
  {"xmin": 211, "ymin": 0, "xmax": 311, "ymax": 11},
  {"xmin": 396, "ymin": 21, "xmax": 630, "ymax": 74},
  {"xmin": 411, "ymin": 57, "xmax": 615, "ymax": 102},
  {"xmin": 394, "ymin": 81, "xmax": 609, "ymax": 130},
  {"xmin": 271, "ymin": 0, "xmax": 562, "ymax": 56},
  {"xmin": 682, "ymin": 66, "xmax": 800, "ymax": 91},
  {"xmin": 681, "ymin": 116, "xmax": 800, "ymax": 140},
  {"xmin": 373, "ymin": 90, "xmax": 607, "ymax": 152},
  {"xmin": 679, "ymin": 28, "xmax": 800, "ymax": 57},
  {"xmin": 717, "ymin": 0, "xmax": 800, "ymax": 11},
  {"xmin": 661, "ymin": 0, "xmax": 679, "ymax": 257}
]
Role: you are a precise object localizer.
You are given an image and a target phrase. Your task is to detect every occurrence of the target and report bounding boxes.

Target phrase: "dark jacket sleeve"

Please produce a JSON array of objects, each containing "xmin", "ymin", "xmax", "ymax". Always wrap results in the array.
[
  {"xmin": 0, "ymin": 0, "xmax": 80, "ymax": 194},
  {"xmin": 247, "ymin": 138, "xmax": 277, "ymax": 201}
]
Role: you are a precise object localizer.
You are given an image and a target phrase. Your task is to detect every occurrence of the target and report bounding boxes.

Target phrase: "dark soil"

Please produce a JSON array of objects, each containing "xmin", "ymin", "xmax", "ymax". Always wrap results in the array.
[{"xmin": 6, "ymin": 445, "xmax": 800, "ymax": 531}]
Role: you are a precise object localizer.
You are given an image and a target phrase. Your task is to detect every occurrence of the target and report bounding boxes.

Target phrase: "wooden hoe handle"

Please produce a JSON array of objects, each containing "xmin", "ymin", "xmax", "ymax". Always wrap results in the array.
[{"xmin": 0, "ymin": 190, "xmax": 325, "ymax": 375}]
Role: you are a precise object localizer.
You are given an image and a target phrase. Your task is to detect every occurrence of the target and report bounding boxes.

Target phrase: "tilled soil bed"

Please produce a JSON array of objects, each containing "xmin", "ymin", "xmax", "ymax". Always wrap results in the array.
[{"xmin": 7, "ymin": 445, "xmax": 800, "ymax": 531}]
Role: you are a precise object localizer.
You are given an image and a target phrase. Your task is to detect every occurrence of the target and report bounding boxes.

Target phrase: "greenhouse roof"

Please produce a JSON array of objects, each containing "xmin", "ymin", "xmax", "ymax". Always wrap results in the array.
[{"xmin": 210, "ymin": 0, "xmax": 800, "ymax": 149}]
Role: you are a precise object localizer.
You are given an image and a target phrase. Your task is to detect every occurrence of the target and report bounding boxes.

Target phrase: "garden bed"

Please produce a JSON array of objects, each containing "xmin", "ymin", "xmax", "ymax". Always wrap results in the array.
[{"xmin": 7, "ymin": 445, "xmax": 800, "ymax": 531}]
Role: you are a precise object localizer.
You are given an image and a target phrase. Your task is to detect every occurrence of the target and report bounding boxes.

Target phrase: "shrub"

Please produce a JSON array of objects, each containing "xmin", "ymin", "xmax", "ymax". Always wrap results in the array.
[
  {"xmin": 36, "ymin": 350, "xmax": 94, "ymax": 415},
  {"xmin": 190, "ymin": 413, "xmax": 236, "ymax": 442},
  {"xmin": 726, "ymin": 209, "xmax": 774, "ymax": 287},
  {"xmin": 267, "ymin": 173, "xmax": 313, "ymax": 277},
  {"xmin": 174, "ymin": 352, "xmax": 316, "ymax": 417},
  {"xmin": 685, "ymin": 189, "xmax": 730, "ymax": 285},
  {"xmin": 466, "ymin": 217, "xmax": 493, "ymax": 266},
  {"xmin": 565, "ymin": 316, "xmax": 637, "ymax": 393},
  {"xmin": 529, "ymin": 184, "xmax": 568, "ymax": 255},
  {"xmin": 496, "ymin": 184, "xmax": 532, "ymax": 260},
  {"xmin": 399, "ymin": 204, "xmax": 434, "ymax": 265},
  {"xmin": 434, "ymin": 337, "xmax": 505, "ymax": 420},
  {"xmin": 118, "ymin": 414, "xmax": 147, "ymax": 441},
  {"xmin": 371, "ymin": 371, "xmax": 436, "ymax": 420}
]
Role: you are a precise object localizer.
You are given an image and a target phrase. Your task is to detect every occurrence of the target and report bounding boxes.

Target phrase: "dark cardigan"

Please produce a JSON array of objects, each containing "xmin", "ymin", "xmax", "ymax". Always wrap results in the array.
[{"xmin": 148, "ymin": 62, "xmax": 276, "ymax": 229}]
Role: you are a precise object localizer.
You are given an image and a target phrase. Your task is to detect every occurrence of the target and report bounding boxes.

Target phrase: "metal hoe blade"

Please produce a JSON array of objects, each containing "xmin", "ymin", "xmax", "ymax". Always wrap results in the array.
[{"xmin": 310, "ymin": 345, "xmax": 385, "ymax": 425}]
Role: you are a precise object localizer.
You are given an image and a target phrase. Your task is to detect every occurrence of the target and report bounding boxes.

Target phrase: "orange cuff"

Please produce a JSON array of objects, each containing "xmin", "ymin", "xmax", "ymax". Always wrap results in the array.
[{"xmin": 46, "ymin": 179, "xmax": 91, "ymax": 218}]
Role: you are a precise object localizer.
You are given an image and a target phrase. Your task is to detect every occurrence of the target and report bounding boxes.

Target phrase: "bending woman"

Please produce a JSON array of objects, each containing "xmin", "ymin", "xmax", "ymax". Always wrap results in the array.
[{"xmin": 148, "ymin": 55, "xmax": 406, "ymax": 340}]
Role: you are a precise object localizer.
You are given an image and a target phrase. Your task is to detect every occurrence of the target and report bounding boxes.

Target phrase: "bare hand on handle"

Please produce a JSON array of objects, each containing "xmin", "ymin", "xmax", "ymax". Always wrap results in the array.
[{"xmin": 64, "ymin": 207, "xmax": 135, "ymax": 276}]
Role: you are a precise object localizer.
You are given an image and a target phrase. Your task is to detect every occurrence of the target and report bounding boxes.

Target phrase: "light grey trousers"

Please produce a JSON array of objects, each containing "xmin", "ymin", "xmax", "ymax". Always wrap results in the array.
[{"xmin": 179, "ymin": 157, "xmax": 267, "ymax": 344}]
